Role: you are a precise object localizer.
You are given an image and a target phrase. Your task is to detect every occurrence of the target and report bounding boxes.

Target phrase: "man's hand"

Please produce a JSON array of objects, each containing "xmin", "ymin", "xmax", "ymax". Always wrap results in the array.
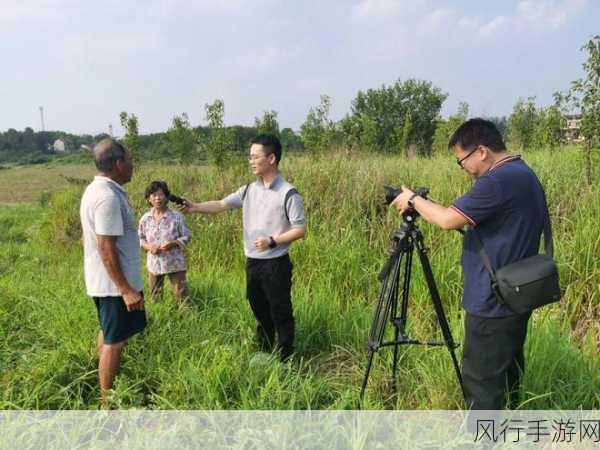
[
  {"xmin": 122, "ymin": 288, "xmax": 144, "ymax": 312},
  {"xmin": 175, "ymin": 199, "xmax": 192, "ymax": 213},
  {"xmin": 391, "ymin": 185, "xmax": 415, "ymax": 215},
  {"xmin": 254, "ymin": 237, "xmax": 270, "ymax": 251}
]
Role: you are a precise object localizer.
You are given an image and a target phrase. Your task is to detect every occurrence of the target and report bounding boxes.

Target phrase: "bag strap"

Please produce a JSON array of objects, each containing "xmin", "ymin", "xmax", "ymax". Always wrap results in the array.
[
  {"xmin": 539, "ymin": 185, "xmax": 553, "ymax": 257},
  {"xmin": 468, "ymin": 230, "xmax": 507, "ymax": 304},
  {"xmin": 241, "ymin": 183, "xmax": 250, "ymax": 201},
  {"xmin": 284, "ymin": 188, "xmax": 299, "ymax": 223},
  {"xmin": 471, "ymin": 230, "xmax": 498, "ymax": 281}
]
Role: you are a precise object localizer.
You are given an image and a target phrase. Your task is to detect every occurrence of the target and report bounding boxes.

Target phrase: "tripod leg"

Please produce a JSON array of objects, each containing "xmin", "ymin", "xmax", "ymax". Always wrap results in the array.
[
  {"xmin": 361, "ymin": 241, "xmax": 405, "ymax": 402},
  {"xmin": 391, "ymin": 324, "xmax": 399, "ymax": 395},
  {"xmin": 414, "ymin": 231, "xmax": 466, "ymax": 402},
  {"xmin": 360, "ymin": 350, "xmax": 375, "ymax": 402},
  {"xmin": 392, "ymin": 243, "xmax": 412, "ymax": 395},
  {"xmin": 398, "ymin": 246, "xmax": 413, "ymax": 335}
]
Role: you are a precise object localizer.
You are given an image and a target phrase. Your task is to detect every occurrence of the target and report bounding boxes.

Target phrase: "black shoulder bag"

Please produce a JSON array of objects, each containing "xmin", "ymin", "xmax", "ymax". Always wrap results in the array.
[{"xmin": 472, "ymin": 210, "xmax": 562, "ymax": 315}]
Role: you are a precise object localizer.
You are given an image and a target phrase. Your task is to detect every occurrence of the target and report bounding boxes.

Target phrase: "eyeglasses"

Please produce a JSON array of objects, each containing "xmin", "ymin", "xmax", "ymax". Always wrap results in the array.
[
  {"xmin": 247, "ymin": 153, "xmax": 271, "ymax": 161},
  {"xmin": 456, "ymin": 146, "xmax": 479, "ymax": 168}
]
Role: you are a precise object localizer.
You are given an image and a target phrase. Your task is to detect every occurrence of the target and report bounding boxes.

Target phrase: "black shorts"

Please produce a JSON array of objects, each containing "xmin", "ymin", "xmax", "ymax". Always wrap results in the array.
[{"xmin": 93, "ymin": 294, "xmax": 147, "ymax": 344}]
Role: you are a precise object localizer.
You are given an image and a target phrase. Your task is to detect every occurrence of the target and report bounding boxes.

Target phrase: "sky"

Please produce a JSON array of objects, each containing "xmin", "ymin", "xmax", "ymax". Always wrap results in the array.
[{"xmin": 1, "ymin": 0, "xmax": 598, "ymax": 135}]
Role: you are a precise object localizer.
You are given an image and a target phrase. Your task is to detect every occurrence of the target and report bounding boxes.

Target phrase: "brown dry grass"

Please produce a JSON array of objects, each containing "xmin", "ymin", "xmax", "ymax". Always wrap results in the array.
[{"xmin": 0, "ymin": 164, "xmax": 96, "ymax": 204}]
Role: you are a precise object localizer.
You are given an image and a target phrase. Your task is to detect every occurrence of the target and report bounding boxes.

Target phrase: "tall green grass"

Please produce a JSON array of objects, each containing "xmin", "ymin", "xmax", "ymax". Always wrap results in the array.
[{"xmin": 0, "ymin": 147, "xmax": 598, "ymax": 409}]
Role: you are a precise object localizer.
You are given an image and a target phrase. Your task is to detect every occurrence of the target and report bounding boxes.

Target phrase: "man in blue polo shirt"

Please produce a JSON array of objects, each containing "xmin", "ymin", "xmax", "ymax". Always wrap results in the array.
[{"xmin": 392, "ymin": 118, "xmax": 548, "ymax": 410}]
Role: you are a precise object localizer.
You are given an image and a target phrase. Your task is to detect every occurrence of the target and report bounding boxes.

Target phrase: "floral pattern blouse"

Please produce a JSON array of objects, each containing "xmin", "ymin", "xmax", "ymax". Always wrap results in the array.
[{"xmin": 138, "ymin": 208, "xmax": 192, "ymax": 275}]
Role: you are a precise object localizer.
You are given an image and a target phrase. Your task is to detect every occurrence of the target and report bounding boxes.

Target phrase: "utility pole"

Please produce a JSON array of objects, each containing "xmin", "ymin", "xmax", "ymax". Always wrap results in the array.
[{"xmin": 39, "ymin": 106, "xmax": 45, "ymax": 131}]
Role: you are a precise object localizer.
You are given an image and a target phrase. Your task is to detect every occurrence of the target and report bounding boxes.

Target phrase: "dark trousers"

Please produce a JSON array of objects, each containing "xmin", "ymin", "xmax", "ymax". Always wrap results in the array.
[
  {"xmin": 246, "ymin": 254, "xmax": 294, "ymax": 361},
  {"xmin": 462, "ymin": 311, "xmax": 531, "ymax": 410}
]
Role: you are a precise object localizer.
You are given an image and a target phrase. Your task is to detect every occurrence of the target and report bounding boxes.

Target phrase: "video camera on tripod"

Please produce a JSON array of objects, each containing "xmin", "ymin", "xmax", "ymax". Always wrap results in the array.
[{"xmin": 360, "ymin": 185, "xmax": 465, "ymax": 402}]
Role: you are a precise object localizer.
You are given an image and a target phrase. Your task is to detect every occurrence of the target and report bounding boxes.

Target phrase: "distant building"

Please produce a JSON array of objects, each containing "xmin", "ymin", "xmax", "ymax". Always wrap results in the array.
[
  {"xmin": 80, "ymin": 144, "xmax": 92, "ymax": 152},
  {"xmin": 53, "ymin": 139, "xmax": 67, "ymax": 153},
  {"xmin": 562, "ymin": 114, "xmax": 584, "ymax": 144}
]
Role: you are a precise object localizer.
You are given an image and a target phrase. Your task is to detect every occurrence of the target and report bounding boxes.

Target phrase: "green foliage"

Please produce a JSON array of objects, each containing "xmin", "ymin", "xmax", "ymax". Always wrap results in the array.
[
  {"xmin": 395, "ymin": 112, "xmax": 413, "ymax": 156},
  {"xmin": 569, "ymin": 36, "xmax": 600, "ymax": 185},
  {"xmin": 254, "ymin": 110, "xmax": 280, "ymax": 137},
  {"xmin": 0, "ymin": 148, "xmax": 598, "ymax": 410},
  {"xmin": 341, "ymin": 78, "xmax": 447, "ymax": 155},
  {"xmin": 300, "ymin": 95, "xmax": 336, "ymax": 153},
  {"xmin": 37, "ymin": 186, "xmax": 84, "ymax": 247},
  {"xmin": 280, "ymin": 128, "xmax": 304, "ymax": 152},
  {"xmin": 508, "ymin": 97, "xmax": 538, "ymax": 150},
  {"xmin": 532, "ymin": 105, "xmax": 564, "ymax": 150},
  {"xmin": 119, "ymin": 112, "xmax": 141, "ymax": 164},
  {"xmin": 570, "ymin": 36, "xmax": 600, "ymax": 148},
  {"xmin": 509, "ymin": 97, "xmax": 563, "ymax": 151},
  {"xmin": 432, "ymin": 102, "xmax": 469, "ymax": 155},
  {"xmin": 166, "ymin": 113, "xmax": 198, "ymax": 164},
  {"xmin": 201, "ymin": 99, "xmax": 236, "ymax": 169},
  {"xmin": 0, "ymin": 128, "xmax": 96, "ymax": 164}
]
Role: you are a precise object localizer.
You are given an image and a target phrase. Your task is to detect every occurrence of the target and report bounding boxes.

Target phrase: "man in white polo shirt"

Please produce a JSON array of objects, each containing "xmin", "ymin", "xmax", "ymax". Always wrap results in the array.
[
  {"xmin": 183, "ymin": 134, "xmax": 306, "ymax": 362},
  {"xmin": 80, "ymin": 138, "xmax": 146, "ymax": 404}
]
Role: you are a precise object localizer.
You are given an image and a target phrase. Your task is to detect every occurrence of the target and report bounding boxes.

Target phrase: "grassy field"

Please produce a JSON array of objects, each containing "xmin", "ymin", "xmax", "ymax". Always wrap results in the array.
[
  {"xmin": 0, "ymin": 164, "xmax": 96, "ymax": 204},
  {"xmin": 0, "ymin": 147, "xmax": 598, "ymax": 410}
]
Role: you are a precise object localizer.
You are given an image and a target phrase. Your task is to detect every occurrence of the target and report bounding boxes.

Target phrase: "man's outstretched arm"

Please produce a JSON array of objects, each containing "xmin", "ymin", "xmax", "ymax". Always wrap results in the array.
[{"xmin": 182, "ymin": 199, "xmax": 232, "ymax": 214}]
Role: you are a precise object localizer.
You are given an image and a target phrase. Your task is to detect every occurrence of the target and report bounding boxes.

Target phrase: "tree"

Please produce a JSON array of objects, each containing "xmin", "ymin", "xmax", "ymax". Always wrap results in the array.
[
  {"xmin": 532, "ymin": 105, "xmax": 563, "ymax": 151},
  {"xmin": 340, "ymin": 78, "xmax": 447, "ymax": 155},
  {"xmin": 432, "ymin": 102, "xmax": 469, "ymax": 155},
  {"xmin": 396, "ymin": 112, "xmax": 413, "ymax": 156},
  {"xmin": 300, "ymin": 95, "xmax": 336, "ymax": 153},
  {"xmin": 280, "ymin": 128, "xmax": 304, "ymax": 152},
  {"xmin": 201, "ymin": 99, "xmax": 236, "ymax": 169},
  {"xmin": 166, "ymin": 113, "xmax": 197, "ymax": 164},
  {"xmin": 254, "ymin": 110, "xmax": 280, "ymax": 137},
  {"xmin": 508, "ymin": 97, "xmax": 538, "ymax": 150},
  {"xmin": 119, "ymin": 112, "xmax": 141, "ymax": 164},
  {"xmin": 569, "ymin": 35, "xmax": 600, "ymax": 185}
]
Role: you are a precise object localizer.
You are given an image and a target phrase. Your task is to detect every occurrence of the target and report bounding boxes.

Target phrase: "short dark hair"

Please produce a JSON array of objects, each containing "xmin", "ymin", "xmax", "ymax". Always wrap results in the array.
[
  {"xmin": 250, "ymin": 134, "xmax": 282, "ymax": 164},
  {"xmin": 144, "ymin": 181, "xmax": 171, "ymax": 203},
  {"xmin": 94, "ymin": 138, "xmax": 128, "ymax": 172},
  {"xmin": 448, "ymin": 118, "xmax": 506, "ymax": 153}
]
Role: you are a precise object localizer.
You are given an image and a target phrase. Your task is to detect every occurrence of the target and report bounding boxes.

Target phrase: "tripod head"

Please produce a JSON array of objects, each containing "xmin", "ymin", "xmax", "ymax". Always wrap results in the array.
[{"xmin": 379, "ymin": 220, "xmax": 422, "ymax": 282}]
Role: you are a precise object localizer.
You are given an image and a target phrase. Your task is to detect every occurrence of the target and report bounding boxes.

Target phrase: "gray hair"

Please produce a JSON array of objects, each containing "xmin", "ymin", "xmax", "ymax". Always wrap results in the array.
[{"xmin": 94, "ymin": 138, "xmax": 127, "ymax": 172}]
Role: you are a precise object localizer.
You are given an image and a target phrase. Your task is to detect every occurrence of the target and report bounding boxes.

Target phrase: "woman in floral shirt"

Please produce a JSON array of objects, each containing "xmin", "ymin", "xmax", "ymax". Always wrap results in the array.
[{"xmin": 138, "ymin": 181, "xmax": 192, "ymax": 302}]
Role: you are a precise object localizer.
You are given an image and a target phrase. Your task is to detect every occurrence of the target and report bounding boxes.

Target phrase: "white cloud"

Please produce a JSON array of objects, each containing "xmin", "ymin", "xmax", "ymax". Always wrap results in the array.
[
  {"xmin": 352, "ymin": 0, "xmax": 589, "ymax": 44},
  {"xmin": 351, "ymin": 0, "xmax": 402, "ymax": 21},
  {"xmin": 475, "ymin": 0, "xmax": 589, "ymax": 38},
  {"xmin": 515, "ymin": 0, "xmax": 587, "ymax": 29}
]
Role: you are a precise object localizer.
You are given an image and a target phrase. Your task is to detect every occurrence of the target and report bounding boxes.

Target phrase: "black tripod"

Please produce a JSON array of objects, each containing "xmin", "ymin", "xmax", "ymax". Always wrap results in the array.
[{"xmin": 360, "ymin": 213, "xmax": 465, "ymax": 402}]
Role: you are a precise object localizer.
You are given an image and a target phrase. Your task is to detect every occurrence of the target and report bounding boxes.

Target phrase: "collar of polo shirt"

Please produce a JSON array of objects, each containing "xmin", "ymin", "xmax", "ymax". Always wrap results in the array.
[{"xmin": 258, "ymin": 173, "xmax": 283, "ymax": 190}]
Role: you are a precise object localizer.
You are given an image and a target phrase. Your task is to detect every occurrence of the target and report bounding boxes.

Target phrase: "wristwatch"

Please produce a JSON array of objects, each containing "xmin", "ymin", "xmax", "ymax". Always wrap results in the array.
[
  {"xmin": 407, "ymin": 192, "xmax": 420, "ymax": 208},
  {"xmin": 268, "ymin": 236, "xmax": 277, "ymax": 249}
]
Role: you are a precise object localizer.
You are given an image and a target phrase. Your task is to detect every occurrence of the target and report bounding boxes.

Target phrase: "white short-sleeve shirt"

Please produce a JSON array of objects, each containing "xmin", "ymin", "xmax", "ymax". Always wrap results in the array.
[
  {"xmin": 80, "ymin": 176, "xmax": 142, "ymax": 296},
  {"xmin": 222, "ymin": 174, "xmax": 306, "ymax": 259}
]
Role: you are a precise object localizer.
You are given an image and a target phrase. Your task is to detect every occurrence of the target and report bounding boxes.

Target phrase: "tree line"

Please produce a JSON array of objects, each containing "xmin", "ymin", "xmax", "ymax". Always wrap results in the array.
[{"xmin": 2, "ymin": 36, "xmax": 597, "ymax": 170}]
